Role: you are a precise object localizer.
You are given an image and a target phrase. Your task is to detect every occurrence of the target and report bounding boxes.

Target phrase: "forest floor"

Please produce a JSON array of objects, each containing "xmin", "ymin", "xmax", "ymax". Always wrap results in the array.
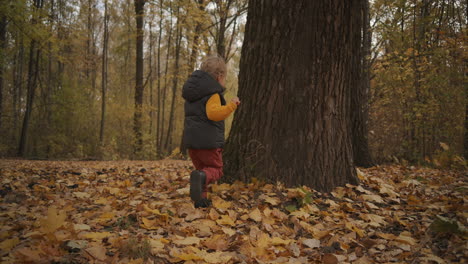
[{"xmin": 0, "ymin": 159, "xmax": 466, "ymax": 264}]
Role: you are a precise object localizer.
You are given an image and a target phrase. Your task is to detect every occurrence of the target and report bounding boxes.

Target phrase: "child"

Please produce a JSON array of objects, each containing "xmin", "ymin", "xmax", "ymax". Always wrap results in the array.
[{"xmin": 182, "ymin": 55, "xmax": 240, "ymax": 208}]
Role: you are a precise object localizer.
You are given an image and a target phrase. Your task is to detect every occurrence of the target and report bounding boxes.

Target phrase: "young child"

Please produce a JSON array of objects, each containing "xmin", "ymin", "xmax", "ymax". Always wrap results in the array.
[{"xmin": 182, "ymin": 55, "xmax": 240, "ymax": 208}]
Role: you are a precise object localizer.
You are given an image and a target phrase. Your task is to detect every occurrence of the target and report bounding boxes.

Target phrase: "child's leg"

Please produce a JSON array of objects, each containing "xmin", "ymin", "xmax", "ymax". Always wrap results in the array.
[
  {"xmin": 188, "ymin": 149, "xmax": 204, "ymax": 171},
  {"xmin": 195, "ymin": 149, "xmax": 223, "ymax": 197}
]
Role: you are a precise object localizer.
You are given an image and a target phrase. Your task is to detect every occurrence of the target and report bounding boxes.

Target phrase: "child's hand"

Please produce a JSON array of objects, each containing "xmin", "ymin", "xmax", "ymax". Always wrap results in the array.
[{"xmin": 231, "ymin": 97, "xmax": 241, "ymax": 105}]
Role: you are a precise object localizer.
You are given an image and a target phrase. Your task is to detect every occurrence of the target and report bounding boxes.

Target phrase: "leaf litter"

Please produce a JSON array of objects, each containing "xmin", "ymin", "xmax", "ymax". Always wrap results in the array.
[{"xmin": 0, "ymin": 159, "xmax": 466, "ymax": 263}]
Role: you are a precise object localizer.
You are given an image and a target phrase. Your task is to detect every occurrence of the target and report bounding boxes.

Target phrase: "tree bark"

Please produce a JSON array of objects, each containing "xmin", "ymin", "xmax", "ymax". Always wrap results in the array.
[
  {"xmin": 0, "ymin": 11, "xmax": 7, "ymax": 130},
  {"xmin": 156, "ymin": 0, "xmax": 163, "ymax": 157},
  {"xmin": 18, "ymin": 0, "xmax": 43, "ymax": 157},
  {"xmin": 164, "ymin": 6, "xmax": 182, "ymax": 152},
  {"xmin": 350, "ymin": 0, "xmax": 374, "ymax": 167},
  {"xmin": 223, "ymin": 0, "xmax": 360, "ymax": 192},
  {"xmin": 133, "ymin": 0, "xmax": 145, "ymax": 156},
  {"xmin": 100, "ymin": 0, "xmax": 109, "ymax": 144}
]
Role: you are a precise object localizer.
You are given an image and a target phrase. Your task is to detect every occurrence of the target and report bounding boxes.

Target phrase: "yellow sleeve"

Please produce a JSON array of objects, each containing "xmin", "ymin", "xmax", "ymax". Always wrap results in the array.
[{"xmin": 206, "ymin": 94, "xmax": 237, "ymax": 122}]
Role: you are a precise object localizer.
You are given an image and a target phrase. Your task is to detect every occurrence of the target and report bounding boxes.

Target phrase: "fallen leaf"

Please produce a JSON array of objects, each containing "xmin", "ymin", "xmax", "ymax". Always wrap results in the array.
[
  {"xmin": 216, "ymin": 215, "xmax": 235, "ymax": 226},
  {"xmin": 173, "ymin": 236, "xmax": 200, "ymax": 246},
  {"xmin": 85, "ymin": 245, "xmax": 107, "ymax": 261},
  {"xmin": 39, "ymin": 206, "xmax": 67, "ymax": 234},
  {"xmin": 203, "ymin": 234, "xmax": 229, "ymax": 250},
  {"xmin": 302, "ymin": 238, "xmax": 320, "ymax": 249},
  {"xmin": 249, "ymin": 208, "xmax": 262, "ymax": 222},
  {"xmin": 212, "ymin": 196, "xmax": 232, "ymax": 210},
  {"xmin": 0, "ymin": 237, "xmax": 19, "ymax": 251}
]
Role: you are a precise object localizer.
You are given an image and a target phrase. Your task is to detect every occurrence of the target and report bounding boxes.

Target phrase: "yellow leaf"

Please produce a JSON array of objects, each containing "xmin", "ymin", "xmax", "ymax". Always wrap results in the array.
[
  {"xmin": 143, "ymin": 204, "xmax": 169, "ymax": 223},
  {"xmin": 73, "ymin": 192, "xmax": 91, "ymax": 199},
  {"xmin": 81, "ymin": 232, "xmax": 112, "ymax": 240},
  {"xmin": 174, "ymin": 253, "xmax": 203, "ymax": 261},
  {"xmin": 39, "ymin": 206, "xmax": 67, "ymax": 234},
  {"xmin": 395, "ymin": 233, "xmax": 416, "ymax": 245},
  {"xmin": 95, "ymin": 197, "xmax": 108, "ymax": 205},
  {"xmin": 222, "ymin": 227, "xmax": 236, "ymax": 236},
  {"xmin": 270, "ymin": 236, "xmax": 292, "ymax": 246},
  {"xmin": 141, "ymin": 217, "xmax": 159, "ymax": 230},
  {"xmin": 212, "ymin": 196, "xmax": 232, "ymax": 210},
  {"xmin": 356, "ymin": 168, "xmax": 366, "ymax": 180},
  {"xmin": 361, "ymin": 214, "xmax": 388, "ymax": 227},
  {"xmin": 98, "ymin": 212, "xmax": 115, "ymax": 222},
  {"xmin": 203, "ymin": 234, "xmax": 229, "ymax": 250},
  {"xmin": 345, "ymin": 222, "xmax": 365, "ymax": 237},
  {"xmin": 173, "ymin": 236, "xmax": 201, "ymax": 246},
  {"xmin": 376, "ymin": 232, "xmax": 397, "ymax": 240},
  {"xmin": 361, "ymin": 194, "xmax": 384, "ymax": 203},
  {"xmin": 203, "ymin": 251, "xmax": 233, "ymax": 263},
  {"xmin": 249, "ymin": 208, "xmax": 262, "ymax": 222},
  {"xmin": 216, "ymin": 215, "xmax": 235, "ymax": 226},
  {"xmin": 0, "ymin": 237, "xmax": 20, "ymax": 251},
  {"xmin": 211, "ymin": 183, "xmax": 231, "ymax": 193}
]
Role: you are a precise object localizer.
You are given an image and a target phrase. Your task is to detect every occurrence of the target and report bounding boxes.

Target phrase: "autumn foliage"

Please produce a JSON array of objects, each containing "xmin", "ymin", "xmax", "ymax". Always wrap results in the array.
[{"xmin": 0, "ymin": 160, "xmax": 465, "ymax": 263}]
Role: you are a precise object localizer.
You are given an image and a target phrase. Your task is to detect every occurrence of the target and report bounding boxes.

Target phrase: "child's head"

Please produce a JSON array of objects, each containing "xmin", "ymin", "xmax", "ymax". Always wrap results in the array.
[{"xmin": 200, "ymin": 55, "xmax": 227, "ymax": 86}]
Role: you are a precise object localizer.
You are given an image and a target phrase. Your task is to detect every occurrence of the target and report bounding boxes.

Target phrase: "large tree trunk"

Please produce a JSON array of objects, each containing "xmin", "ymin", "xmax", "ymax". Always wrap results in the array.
[
  {"xmin": 350, "ymin": 0, "xmax": 374, "ymax": 167},
  {"xmin": 18, "ymin": 0, "xmax": 43, "ymax": 157},
  {"xmin": 224, "ymin": 0, "xmax": 360, "ymax": 192},
  {"xmin": 100, "ymin": 0, "xmax": 109, "ymax": 144},
  {"xmin": 133, "ymin": 0, "xmax": 145, "ymax": 156}
]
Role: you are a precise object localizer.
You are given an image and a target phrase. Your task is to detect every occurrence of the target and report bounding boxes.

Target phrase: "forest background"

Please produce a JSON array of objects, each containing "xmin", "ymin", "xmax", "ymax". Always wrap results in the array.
[{"xmin": 0, "ymin": 0, "xmax": 466, "ymax": 165}]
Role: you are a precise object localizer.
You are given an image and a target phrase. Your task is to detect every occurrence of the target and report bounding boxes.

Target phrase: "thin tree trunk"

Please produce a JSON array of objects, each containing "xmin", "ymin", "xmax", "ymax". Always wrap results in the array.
[
  {"xmin": 180, "ymin": 0, "xmax": 205, "ymax": 156},
  {"xmin": 18, "ymin": 0, "xmax": 43, "ymax": 157},
  {"xmin": 133, "ymin": 0, "xmax": 146, "ymax": 156},
  {"xmin": 164, "ymin": 6, "xmax": 181, "ymax": 152},
  {"xmin": 160, "ymin": 3, "xmax": 173, "ymax": 154},
  {"xmin": 224, "ymin": 0, "xmax": 360, "ymax": 192},
  {"xmin": 0, "ymin": 12, "xmax": 7, "ymax": 130},
  {"xmin": 156, "ymin": 0, "xmax": 163, "ymax": 157},
  {"xmin": 100, "ymin": 0, "xmax": 109, "ymax": 144},
  {"xmin": 149, "ymin": 22, "xmax": 154, "ymax": 136},
  {"xmin": 13, "ymin": 34, "xmax": 25, "ymax": 141}
]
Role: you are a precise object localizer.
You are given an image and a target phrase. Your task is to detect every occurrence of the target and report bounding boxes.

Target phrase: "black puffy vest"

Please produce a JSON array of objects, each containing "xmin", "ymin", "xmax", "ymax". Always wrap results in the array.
[{"xmin": 182, "ymin": 70, "xmax": 227, "ymax": 149}]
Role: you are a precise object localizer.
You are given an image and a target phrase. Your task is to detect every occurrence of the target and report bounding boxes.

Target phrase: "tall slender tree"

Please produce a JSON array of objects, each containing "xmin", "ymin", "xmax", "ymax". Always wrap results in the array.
[
  {"xmin": 100, "ymin": 0, "xmax": 109, "ymax": 144},
  {"xmin": 224, "ymin": 0, "xmax": 361, "ymax": 192},
  {"xmin": 133, "ymin": 0, "xmax": 146, "ymax": 156},
  {"xmin": 0, "ymin": 10, "xmax": 7, "ymax": 130},
  {"xmin": 18, "ymin": 0, "xmax": 43, "ymax": 157}
]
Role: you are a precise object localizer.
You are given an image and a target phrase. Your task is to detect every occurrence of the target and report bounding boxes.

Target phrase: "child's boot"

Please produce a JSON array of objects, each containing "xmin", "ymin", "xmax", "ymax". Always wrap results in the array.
[{"xmin": 190, "ymin": 170, "xmax": 206, "ymax": 203}]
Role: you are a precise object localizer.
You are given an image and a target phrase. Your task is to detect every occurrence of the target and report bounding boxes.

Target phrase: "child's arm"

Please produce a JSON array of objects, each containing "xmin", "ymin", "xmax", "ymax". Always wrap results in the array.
[{"xmin": 206, "ymin": 94, "xmax": 238, "ymax": 122}]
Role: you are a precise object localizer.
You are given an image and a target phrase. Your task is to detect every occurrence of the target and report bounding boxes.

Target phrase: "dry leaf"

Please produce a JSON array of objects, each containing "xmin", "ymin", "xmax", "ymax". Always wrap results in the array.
[{"xmin": 85, "ymin": 245, "xmax": 107, "ymax": 261}]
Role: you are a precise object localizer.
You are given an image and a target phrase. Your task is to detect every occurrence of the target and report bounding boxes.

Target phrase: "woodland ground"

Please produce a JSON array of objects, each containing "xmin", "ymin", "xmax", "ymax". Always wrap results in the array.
[{"xmin": 0, "ymin": 159, "xmax": 466, "ymax": 264}]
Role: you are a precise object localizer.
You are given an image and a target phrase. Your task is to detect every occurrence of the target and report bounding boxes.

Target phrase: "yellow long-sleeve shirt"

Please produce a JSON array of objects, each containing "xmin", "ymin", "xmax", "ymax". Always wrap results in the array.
[{"xmin": 206, "ymin": 94, "xmax": 237, "ymax": 121}]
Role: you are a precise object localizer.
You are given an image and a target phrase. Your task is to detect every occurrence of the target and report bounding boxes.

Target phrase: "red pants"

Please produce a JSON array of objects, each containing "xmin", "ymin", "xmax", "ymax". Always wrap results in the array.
[{"xmin": 188, "ymin": 148, "xmax": 223, "ymax": 197}]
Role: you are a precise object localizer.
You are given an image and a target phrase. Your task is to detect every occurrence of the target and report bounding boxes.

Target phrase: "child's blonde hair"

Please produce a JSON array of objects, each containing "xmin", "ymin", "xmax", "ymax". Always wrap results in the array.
[{"xmin": 200, "ymin": 55, "xmax": 227, "ymax": 80}]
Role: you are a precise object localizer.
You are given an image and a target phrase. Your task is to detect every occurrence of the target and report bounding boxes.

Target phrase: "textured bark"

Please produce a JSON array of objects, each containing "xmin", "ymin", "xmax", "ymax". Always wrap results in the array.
[
  {"xmin": 133, "ymin": 0, "xmax": 145, "ymax": 156},
  {"xmin": 350, "ymin": 0, "xmax": 374, "ymax": 167},
  {"xmin": 223, "ymin": 0, "xmax": 360, "ymax": 192}
]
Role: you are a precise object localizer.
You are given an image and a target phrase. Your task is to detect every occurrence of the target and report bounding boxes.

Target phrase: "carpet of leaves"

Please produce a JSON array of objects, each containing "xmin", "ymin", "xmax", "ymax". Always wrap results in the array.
[{"xmin": 0, "ymin": 159, "xmax": 466, "ymax": 264}]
